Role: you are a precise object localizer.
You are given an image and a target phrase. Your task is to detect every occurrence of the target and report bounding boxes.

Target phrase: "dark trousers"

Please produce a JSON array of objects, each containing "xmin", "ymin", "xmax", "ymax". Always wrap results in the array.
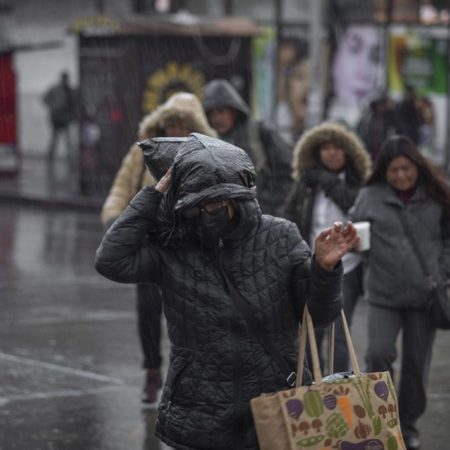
[
  {"xmin": 365, "ymin": 304, "xmax": 435, "ymax": 441},
  {"xmin": 47, "ymin": 125, "xmax": 72, "ymax": 165},
  {"xmin": 313, "ymin": 264, "xmax": 363, "ymax": 373},
  {"xmin": 136, "ymin": 283, "xmax": 163, "ymax": 370}
]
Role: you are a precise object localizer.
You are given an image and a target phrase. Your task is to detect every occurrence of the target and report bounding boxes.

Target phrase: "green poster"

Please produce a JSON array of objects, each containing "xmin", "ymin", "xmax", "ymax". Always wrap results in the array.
[{"xmin": 389, "ymin": 28, "xmax": 448, "ymax": 95}]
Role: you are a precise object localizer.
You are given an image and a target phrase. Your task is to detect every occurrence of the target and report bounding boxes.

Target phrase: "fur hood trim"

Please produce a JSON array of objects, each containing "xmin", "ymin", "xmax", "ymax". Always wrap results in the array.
[
  {"xmin": 138, "ymin": 92, "xmax": 217, "ymax": 140},
  {"xmin": 292, "ymin": 122, "xmax": 371, "ymax": 181}
]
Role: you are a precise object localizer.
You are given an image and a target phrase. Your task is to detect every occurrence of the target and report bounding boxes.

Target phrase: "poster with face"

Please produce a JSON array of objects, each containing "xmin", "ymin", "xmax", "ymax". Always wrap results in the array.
[
  {"xmin": 252, "ymin": 27, "xmax": 310, "ymax": 143},
  {"xmin": 274, "ymin": 37, "xmax": 310, "ymax": 142},
  {"xmin": 327, "ymin": 25, "xmax": 386, "ymax": 127}
]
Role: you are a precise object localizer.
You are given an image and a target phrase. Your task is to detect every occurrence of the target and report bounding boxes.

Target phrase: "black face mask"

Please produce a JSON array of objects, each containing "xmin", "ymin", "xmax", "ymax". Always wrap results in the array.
[{"xmin": 199, "ymin": 205, "xmax": 235, "ymax": 242}]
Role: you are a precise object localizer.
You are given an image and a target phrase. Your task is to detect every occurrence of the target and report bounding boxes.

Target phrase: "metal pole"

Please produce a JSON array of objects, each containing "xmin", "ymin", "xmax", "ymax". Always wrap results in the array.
[
  {"xmin": 95, "ymin": 0, "xmax": 105, "ymax": 13},
  {"xmin": 445, "ymin": 22, "xmax": 450, "ymax": 171},
  {"xmin": 305, "ymin": 0, "xmax": 324, "ymax": 128},
  {"xmin": 224, "ymin": 0, "xmax": 233, "ymax": 16},
  {"xmin": 272, "ymin": 0, "xmax": 283, "ymax": 122},
  {"xmin": 384, "ymin": 0, "xmax": 393, "ymax": 90}
]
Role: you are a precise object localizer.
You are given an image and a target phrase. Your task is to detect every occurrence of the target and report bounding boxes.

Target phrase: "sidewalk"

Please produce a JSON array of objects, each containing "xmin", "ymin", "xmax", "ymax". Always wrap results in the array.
[{"xmin": 0, "ymin": 156, "xmax": 104, "ymax": 211}]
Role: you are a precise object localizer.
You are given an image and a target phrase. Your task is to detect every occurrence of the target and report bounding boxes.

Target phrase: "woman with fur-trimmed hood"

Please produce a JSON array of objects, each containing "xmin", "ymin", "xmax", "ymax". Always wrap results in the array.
[
  {"xmin": 101, "ymin": 92, "xmax": 216, "ymax": 226},
  {"xmin": 283, "ymin": 121, "xmax": 371, "ymax": 372},
  {"xmin": 100, "ymin": 92, "xmax": 216, "ymax": 405}
]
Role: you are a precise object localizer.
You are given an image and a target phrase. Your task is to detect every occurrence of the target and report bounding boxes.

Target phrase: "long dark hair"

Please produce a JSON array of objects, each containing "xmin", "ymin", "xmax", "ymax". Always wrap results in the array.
[{"xmin": 368, "ymin": 135, "xmax": 450, "ymax": 212}]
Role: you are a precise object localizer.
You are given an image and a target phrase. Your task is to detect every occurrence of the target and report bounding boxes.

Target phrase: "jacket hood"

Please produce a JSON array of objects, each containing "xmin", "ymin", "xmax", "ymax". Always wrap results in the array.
[
  {"xmin": 292, "ymin": 122, "xmax": 371, "ymax": 181},
  {"xmin": 138, "ymin": 92, "xmax": 217, "ymax": 140},
  {"xmin": 150, "ymin": 133, "xmax": 260, "ymax": 244},
  {"xmin": 139, "ymin": 137, "xmax": 181, "ymax": 181},
  {"xmin": 202, "ymin": 79, "xmax": 250, "ymax": 118}
]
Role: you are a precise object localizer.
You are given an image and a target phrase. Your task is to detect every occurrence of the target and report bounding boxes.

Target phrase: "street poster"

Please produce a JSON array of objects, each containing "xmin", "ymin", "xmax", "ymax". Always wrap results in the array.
[{"xmin": 388, "ymin": 26, "xmax": 449, "ymax": 164}]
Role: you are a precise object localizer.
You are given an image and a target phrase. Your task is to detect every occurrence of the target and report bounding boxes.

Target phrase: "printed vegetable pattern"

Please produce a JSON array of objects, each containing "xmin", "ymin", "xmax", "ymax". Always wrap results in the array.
[{"xmin": 279, "ymin": 372, "xmax": 406, "ymax": 449}]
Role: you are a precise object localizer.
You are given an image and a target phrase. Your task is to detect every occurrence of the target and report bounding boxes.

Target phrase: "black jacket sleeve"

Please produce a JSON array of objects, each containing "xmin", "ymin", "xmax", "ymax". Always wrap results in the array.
[
  {"xmin": 282, "ymin": 183, "xmax": 302, "ymax": 223},
  {"xmin": 259, "ymin": 122, "xmax": 293, "ymax": 176},
  {"xmin": 286, "ymin": 222, "xmax": 343, "ymax": 327},
  {"xmin": 95, "ymin": 186, "xmax": 164, "ymax": 284}
]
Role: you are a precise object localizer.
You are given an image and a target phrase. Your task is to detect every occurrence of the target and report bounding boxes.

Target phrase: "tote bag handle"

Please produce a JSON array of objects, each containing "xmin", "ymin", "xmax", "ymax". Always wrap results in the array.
[{"xmin": 296, "ymin": 307, "xmax": 361, "ymax": 387}]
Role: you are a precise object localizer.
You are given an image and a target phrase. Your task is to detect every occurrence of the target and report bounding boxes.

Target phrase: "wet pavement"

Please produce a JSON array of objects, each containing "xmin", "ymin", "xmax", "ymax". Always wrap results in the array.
[
  {"xmin": 1, "ymin": 158, "xmax": 450, "ymax": 449},
  {"xmin": 0, "ymin": 202, "xmax": 172, "ymax": 450}
]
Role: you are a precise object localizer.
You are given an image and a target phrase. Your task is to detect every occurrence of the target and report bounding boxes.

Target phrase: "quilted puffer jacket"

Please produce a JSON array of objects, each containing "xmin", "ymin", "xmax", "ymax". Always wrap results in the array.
[{"xmin": 95, "ymin": 134, "xmax": 343, "ymax": 450}]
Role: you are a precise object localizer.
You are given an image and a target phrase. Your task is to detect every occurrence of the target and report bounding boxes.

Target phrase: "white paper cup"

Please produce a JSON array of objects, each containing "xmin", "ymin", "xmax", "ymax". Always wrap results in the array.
[{"xmin": 353, "ymin": 221, "xmax": 371, "ymax": 251}]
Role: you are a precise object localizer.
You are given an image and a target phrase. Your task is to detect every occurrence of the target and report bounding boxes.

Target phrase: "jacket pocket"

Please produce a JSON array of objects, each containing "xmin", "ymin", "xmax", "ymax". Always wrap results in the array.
[{"xmin": 169, "ymin": 353, "xmax": 194, "ymax": 403}]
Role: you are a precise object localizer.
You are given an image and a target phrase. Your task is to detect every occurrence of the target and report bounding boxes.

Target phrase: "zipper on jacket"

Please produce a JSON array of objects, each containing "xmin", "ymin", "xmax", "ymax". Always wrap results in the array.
[{"xmin": 216, "ymin": 241, "xmax": 243, "ymax": 448}]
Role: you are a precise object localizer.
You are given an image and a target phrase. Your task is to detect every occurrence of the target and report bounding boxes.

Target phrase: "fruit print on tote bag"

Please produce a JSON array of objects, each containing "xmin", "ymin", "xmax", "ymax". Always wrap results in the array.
[{"xmin": 250, "ymin": 308, "xmax": 406, "ymax": 450}]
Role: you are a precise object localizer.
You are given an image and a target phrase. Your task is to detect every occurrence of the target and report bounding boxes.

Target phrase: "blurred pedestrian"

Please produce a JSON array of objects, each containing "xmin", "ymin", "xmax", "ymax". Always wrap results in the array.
[
  {"xmin": 203, "ymin": 78, "xmax": 293, "ymax": 216},
  {"xmin": 100, "ymin": 92, "xmax": 216, "ymax": 405},
  {"xmin": 42, "ymin": 71, "xmax": 77, "ymax": 165},
  {"xmin": 350, "ymin": 135, "xmax": 450, "ymax": 450},
  {"xmin": 283, "ymin": 122, "xmax": 371, "ymax": 372},
  {"xmin": 95, "ymin": 133, "xmax": 359, "ymax": 450},
  {"xmin": 395, "ymin": 84, "xmax": 422, "ymax": 145},
  {"xmin": 416, "ymin": 95, "xmax": 435, "ymax": 151},
  {"xmin": 357, "ymin": 92, "xmax": 398, "ymax": 161}
]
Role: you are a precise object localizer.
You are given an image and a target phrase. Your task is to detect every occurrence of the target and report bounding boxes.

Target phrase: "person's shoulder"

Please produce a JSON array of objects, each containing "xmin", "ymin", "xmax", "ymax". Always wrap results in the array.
[
  {"xmin": 257, "ymin": 120, "xmax": 285, "ymax": 139},
  {"xmin": 259, "ymin": 214, "xmax": 298, "ymax": 235},
  {"xmin": 357, "ymin": 183, "xmax": 386, "ymax": 202}
]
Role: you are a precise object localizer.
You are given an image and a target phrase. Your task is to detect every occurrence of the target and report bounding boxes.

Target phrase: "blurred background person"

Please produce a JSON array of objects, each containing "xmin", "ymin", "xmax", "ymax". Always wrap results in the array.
[
  {"xmin": 100, "ymin": 92, "xmax": 216, "ymax": 405},
  {"xmin": 350, "ymin": 135, "xmax": 450, "ymax": 450},
  {"xmin": 283, "ymin": 122, "xmax": 371, "ymax": 372},
  {"xmin": 416, "ymin": 94, "xmax": 435, "ymax": 151},
  {"xmin": 357, "ymin": 92, "xmax": 399, "ymax": 161},
  {"xmin": 203, "ymin": 78, "xmax": 293, "ymax": 216},
  {"xmin": 42, "ymin": 71, "xmax": 77, "ymax": 166},
  {"xmin": 395, "ymin": 84, "xmax": 422, "ymax": 145}
]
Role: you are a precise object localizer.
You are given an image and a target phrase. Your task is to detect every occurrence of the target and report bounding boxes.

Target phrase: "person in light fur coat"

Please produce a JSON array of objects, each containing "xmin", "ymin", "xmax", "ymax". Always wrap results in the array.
[
  {"xmin": 283, "ymin": 122, "xmax": 371, "ymax": 372},
  {"xmin": 100, "ymin": 92, "xmax": 216, "ymax": 404}
]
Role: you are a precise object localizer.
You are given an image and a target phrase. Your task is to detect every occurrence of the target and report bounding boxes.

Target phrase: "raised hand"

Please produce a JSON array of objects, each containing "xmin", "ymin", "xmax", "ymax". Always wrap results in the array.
[{"xmin": 314, "ymin": 221, "xmax": 360, "ymax": 271}]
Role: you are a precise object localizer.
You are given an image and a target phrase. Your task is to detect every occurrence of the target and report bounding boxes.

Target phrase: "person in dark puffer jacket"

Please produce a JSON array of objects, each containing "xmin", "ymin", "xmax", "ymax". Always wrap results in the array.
[{"xmin": 95, "ymin": 133, "xmax": 359, "ymax": 450}]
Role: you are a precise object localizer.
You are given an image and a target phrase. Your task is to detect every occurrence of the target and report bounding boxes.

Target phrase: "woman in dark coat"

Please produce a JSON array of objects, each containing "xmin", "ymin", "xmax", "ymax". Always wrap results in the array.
[
  {"xmin": 349, "ymin": 135, "xmax": 450, "ymax": 450},
  {"xmin": 95, "ymin": 133, "xmax": 358, "ymax": 450}
]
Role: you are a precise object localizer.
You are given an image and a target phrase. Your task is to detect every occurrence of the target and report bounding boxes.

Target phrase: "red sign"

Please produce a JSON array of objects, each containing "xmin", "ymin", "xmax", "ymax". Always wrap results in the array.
[{"xmin": 0, "ymin": 52, "xmax": 16, "ymax": 144}]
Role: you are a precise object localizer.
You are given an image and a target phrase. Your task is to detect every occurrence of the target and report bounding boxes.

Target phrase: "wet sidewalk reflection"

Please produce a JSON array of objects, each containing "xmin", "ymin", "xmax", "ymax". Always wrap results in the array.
[
  {"xmin": 0, "ymin": 203, "xmax": 170, "ymax": 449},
  {"xmin": 1, "ymin": 202, "xmax": 449, "ymax": 449}
]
